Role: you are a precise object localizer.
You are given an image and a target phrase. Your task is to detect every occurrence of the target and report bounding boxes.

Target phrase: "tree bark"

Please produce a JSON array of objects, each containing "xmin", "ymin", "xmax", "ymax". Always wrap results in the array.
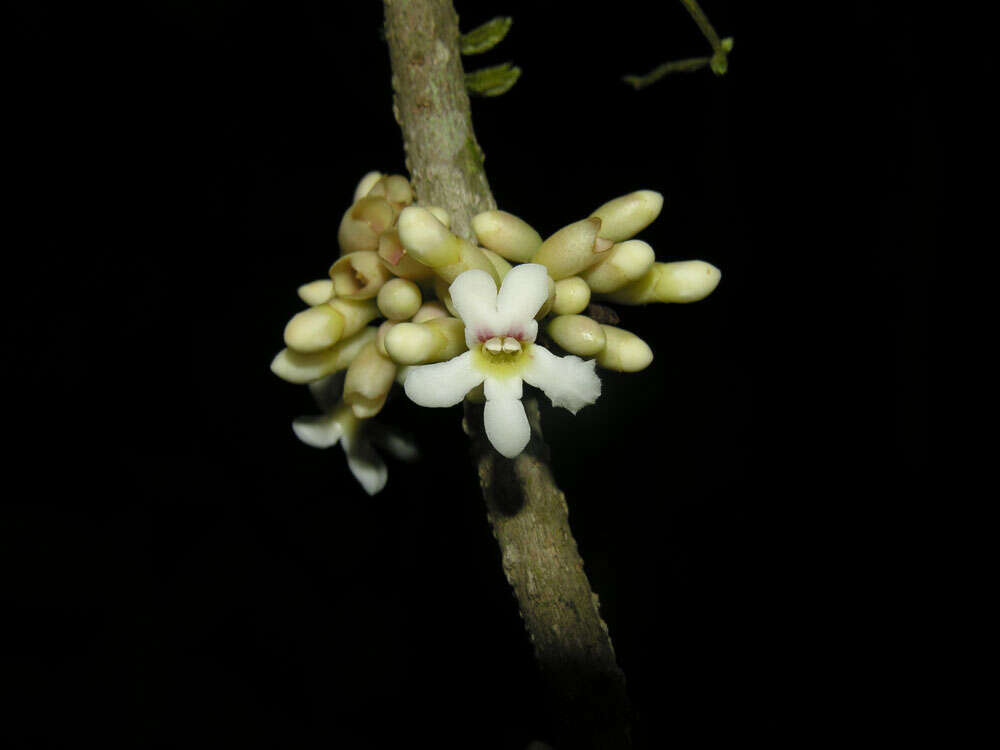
[{"xmin": 383, "ymin": 2, "xmax": 632, "ymax": 746}]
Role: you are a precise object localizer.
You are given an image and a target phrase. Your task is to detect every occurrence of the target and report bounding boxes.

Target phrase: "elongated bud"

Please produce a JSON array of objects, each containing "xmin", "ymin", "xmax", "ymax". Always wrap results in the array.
[
  {"xmin": 532, "ymin": 217, "xmax": 611, "ymax": 280},
  {"xmin": 580, "ymin": 240, "xmax": 656, "ymax": 293},
  {"xmin": 365, "ymin": 174, "xmax": 414, "ymax": 213},
  {"xmin": 397, "ymin": 206, "xmax": 463, "ymax": 266},
  {"xmin": 377, "ymin": 229, "xmax": 433, "ymax": 281},
  {"xmin": 590, "ymin": 190, "xmax": 663, "ymax": 242},
  {"xmin": 596, "ymin": 325, "xmax": 653, "ymax": 372},
  {"xmin": 297, "ymin": 279, "xmax": 334, "ymax": 306},
  {"xmin": 480, "ymin": 247, "xmax": 512, "ymax": 280},
  {"xmin": 552, "ymin": 276, "xmax": 591, "ymax": 315},
  {"xmin": 329, "ymin": 251, "xmax": 391, "ymax": 299},
  {"xmin": 472, "ymin": 210, "xmax": 543, "ymax": 263},
  {"xmin": 534, "ymin": 276, "xmax": 557, "ymax": 320},
  {"xmin": 604, "ymin": 261, "xmax": 721, "ymax": 304},
  {"xmin": 384, "ymin": 317, "xmax": 465, "ymax": 365},
  {"xmin": 284, "ymin": 304, "xmax": 346, "ymax": 353},
  {"xmin": 343, "ymin": 341, "xmax": 397, "ymax": 418},
  {"xmin": 353, "ymin": 171, "xmax": 383, "ymax": 203},
  {"xmin": 423, "ymin": 206, "xmax": 450, "ymax": 228},
  {"xmin": 547, "ymin": 314, "xmax": 607, "ymax": 357},
  {"xmin": 411, "ymin": 301, "xmax": 449, "ymax": 323},
  {"xmin": 377, "ymin": 278, "xmax": 422, "ymax": 321},
  {"xmin": 327, "ymin": 297, "xmax": 380, "ymax": 339},
  {"xmin": 271, "ymin": 326, "xmax": 377, "ymax": 384},
  {"xmin": 338, "ymin": 196, "xmax": 394, "ymax": 254}
]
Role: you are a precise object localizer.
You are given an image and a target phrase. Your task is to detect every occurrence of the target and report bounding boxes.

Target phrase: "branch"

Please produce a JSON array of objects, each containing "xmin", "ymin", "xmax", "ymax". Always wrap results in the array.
[{"xmin": 382, "ymin": 2, "xmax": 632, "ymax": 746}]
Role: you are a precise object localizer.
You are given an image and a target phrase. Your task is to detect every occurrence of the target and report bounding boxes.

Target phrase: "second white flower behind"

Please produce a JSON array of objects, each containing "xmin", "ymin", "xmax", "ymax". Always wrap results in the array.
[{"xmin": 402, "ymin": 263, "xmax": 601, "ymax": 458}]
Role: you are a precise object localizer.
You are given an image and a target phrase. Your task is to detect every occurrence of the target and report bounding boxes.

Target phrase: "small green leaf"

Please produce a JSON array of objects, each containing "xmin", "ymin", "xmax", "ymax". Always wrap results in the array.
[
  {"xmin": 460, "ymin": 16, "xmax": 513, "ymax": 55},
  {"xmin": 465, "ymin": 63, "xmax": 522, "ymax": 97}
]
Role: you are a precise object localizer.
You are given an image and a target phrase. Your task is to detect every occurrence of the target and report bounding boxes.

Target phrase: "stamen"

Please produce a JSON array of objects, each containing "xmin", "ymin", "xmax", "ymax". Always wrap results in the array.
[
  {"xmin": 501, "ymin": 337, "xmax": 521, "ymax": 353},
  {"xmin": 484, "ymin": 336, "xmax": 503, "ymax": 353}
]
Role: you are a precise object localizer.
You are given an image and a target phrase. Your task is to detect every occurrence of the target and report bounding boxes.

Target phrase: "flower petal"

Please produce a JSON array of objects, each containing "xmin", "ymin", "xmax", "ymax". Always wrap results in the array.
[
  {"xmin": 342, "ymin": 436, "xmax": 388, "ymax": 496},
  {"xmin": 403, "ymin": 351, "xmax": 484, "ymax": 407},
  {"xmin": 522, "ymin": 345, "xmax": 601, "ymax": 414},
  {"xmin": 449, "ymin": 269, "xmax": 500, "ymax": 347},
  {"xmin": 484, "ymin": 397, "xmax": 531, "ymax": 458},
  {"xmin": 496, "ymin": 263, "xmax": 550, "ymax": 340},
  {"xmin": 484, "ymin": 374, "xmax": 523, "ymax": 402},
  {"xmin": 292, "ymin": 414, "xmax": 344, "ymax": 448}
]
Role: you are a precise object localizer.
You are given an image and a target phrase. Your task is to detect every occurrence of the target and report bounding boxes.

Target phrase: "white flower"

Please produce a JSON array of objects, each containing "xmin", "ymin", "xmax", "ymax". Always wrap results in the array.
[
  {"xmin": 292, "ymin": 373, "xmax": 417, "ymax": 495},
  {"xmin": 402, "ymin": 263, "xmax": 601, "ymax": 458}
]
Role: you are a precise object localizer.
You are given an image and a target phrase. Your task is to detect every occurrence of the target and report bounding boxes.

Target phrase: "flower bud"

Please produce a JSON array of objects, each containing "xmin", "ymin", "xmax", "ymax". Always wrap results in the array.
[
  {"xmin": 329, "ymin": 251, "xmax": 392, "ymax": 299},
  {"xmin": 271, "ymin": 326, "xmax": 377, "ymax": 384},
  {"xmin": 596, "ymin": 325, "xmax": 654, "ymax": 372},
  {"xmin": 353, "ymin": 171, "xmax": 383, "ymax": 203},
  {"xmin": 343, "ymin": 341, "xmax": 397, "ymax": 418},
  {"xmin": 590, "ymin": 190, "xmax": 663, "ymax": 242},
  {"xmin": 297, "ymin": 279, "xmax": 334, "ymax": 306},
  {"xmin": 532, "ymin": 217, "xmax": 611, "ymax": 280},
  {"xmin": 546, "ymin": 314, "xmax": 607, "ymax": 357},
  {"xmin": 377, "ymin": 278, "xmax": 422, "ymax": 321},
  {"xmin": 337, "ymin": 196, "xmax": 394, "ymax": 254},
  {"xmin": 411, "ymin": 301, "xmax": 449, "ymax": 323},
  {"xmin": 327, "ymin": 297, "xmax": 380, "ymax": 339},
  {"xmin": 579, "ymin": 240, "xmax": 656, "ymax": 293},
  {"xmin": 534, "ymin": 276, "xmax": 557, "ymax": 320},
  {"xmin": 423, "ymin": 206, "xmax": 451, "ymax": 228},
  {"xmin": 397, "ymin": 206, "xmax": 463, "ymax": 267},
  {"xmin": 384, "ymin": 317, "xmax": 465, "ymax": 365},
  {"xmin": 471, "ymin": 210, "xmax": 543, "ymax": 263},
  {"xmin": 480, "ymin": 248, "xmax": 512, "ymax": 281},
  {"xmin": 552, "ymin": 276, "xmax": 591, "ymax": 315},
  {"xmin": 603, "ymin": 261, "xmax": 721, "ymax": 305},
  {"xmin": 365, "ymin": 174, "xmax": 414, "ymax": 212},
  {"xmin": 377, "ymin": 229, "xmax": 434, "ymax": 281},
  {"xmin": 284, "ymin": 304, "xmax": 346, "ymax": 353},
  {"xmin": 375, "ymin": 320, "xmax": 398, "ymax": 357}
]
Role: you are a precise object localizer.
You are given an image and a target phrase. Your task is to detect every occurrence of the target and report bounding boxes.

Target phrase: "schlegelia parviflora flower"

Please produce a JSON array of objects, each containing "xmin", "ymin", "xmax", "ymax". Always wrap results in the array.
[{"xmin": 272, "ymin": 171, "xmax": 721, "ymax": 491}]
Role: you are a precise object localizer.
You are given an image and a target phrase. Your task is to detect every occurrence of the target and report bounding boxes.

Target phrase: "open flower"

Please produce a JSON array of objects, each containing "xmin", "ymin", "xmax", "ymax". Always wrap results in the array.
[
  {"xmin": 402, "ymin": 263, "xmax": 601, "ymax": 458},
  {"xmin": 292, "ymin": 373, "xmax": 418, "ymax": 495}
]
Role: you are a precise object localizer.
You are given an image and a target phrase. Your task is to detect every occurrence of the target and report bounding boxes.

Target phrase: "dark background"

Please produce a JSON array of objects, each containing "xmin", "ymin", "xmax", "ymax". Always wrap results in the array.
[{"xmin": 4, "ymin": 1, "xmax": 933, "ymax": 747}]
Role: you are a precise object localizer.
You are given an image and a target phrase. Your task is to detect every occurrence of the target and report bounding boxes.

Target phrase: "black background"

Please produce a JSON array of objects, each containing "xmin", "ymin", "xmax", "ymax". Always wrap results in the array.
[{"xmin": 4, "ymin": 1, "xmax": 933, "ymax": 747}]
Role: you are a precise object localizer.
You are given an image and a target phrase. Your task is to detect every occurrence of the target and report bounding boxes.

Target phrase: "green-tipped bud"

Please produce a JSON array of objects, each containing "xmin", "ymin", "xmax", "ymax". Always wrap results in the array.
[
  {"xmin": 284, "ymin": 304, "xmax": 346, "ymax": 353},
  {"xmin": 480, "ymin": 247, "xmax": 513, "ymax": 281},
  {"xmin": 343, "ymin": 341, "xmax": 397, "ymax": 419},
  {"xmin": 552, "ymin": 276, "xmax": 591, "ymax": 315},
  {"xmin": 411, "ymin": 301, "xmax": 449, "ymax": 323},
  {"xmin": 604, "ymin": 260, "xmax": 721, "ymax": 305},
  {"xmin": 327, "ymin": 297, "xmax": 380, "ymax": 339},
  {"xmin": 377, "ymin": 229, "xmax": 434, "ymax": 281},
  {"xmin": 271, "ymin": 326, "xmax": 377, "ymax": 384},
  {"xmin": 297, "ymin": 279, "xmax": 334, "ymax": 306},
  {"xmin": 377, "ymin": 278, "xmax": 422, "ymax": 321},
  {"xmin": 471, "ymin": 210, "xmax": 543, "ymax": 263},
  {"xmin": 596, "ymin": 325, "xmax": 653, "ymax": 372},
  {"xmin": 338, "ymin": 196, "xmax": 394, "ymax": 254},
  {"xmin": 547, "ymin": 315, "xmax": 607, "ymax": 358},
  {"xmin": 460, "ymin": 16, "xmax": 512, "ymax": 55},
  {"xmin": 580, "ymin": 240, "xmax": 656, "ymax": 293},
  {"xmin": 353, "ymin": 171, "xmax": 383, "ymax": 203},
  {"xmin": 397, "ymin": 206, "xmax": 463, "ymax": 267},
  {"xmin": 384, "ymin": 317, "xmax": 465, "ymax": 365},
  {"xmin": 329, "ymin": 251, "xmax": 391, "ymax": 299},
  {"xmin": 590, "ymin": 190, "xmax": 663, "ymax": 242},
  {"xmin": 532, "ymin": 217, "xmax": 611, "ymax": 280}
]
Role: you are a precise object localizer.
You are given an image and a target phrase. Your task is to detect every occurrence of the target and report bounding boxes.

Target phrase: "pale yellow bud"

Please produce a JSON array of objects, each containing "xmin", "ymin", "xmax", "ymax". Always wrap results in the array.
[
  {"xmin": 480, "ymin": 248, "xmax": 513, "ymax": 281},
  {"xmin": 411, "ymin": 301, "xmax": 449, "ymax": 323},
  {"xmin": 337, "ymin": 196, "xmax": 394, "ymax": 254},
  {"xmin": 377, "ymin": 278, "xmax": 422, "ymax": 321},
  {"xmin": 590, "ymin": 190, "xmax": 663, "ymax": 242},
  {"xmin": 596, "ymin": 325, "xmax": 653, "ymax": 372},
  {"xmin": 532, "ymin": 217, "xmax": 611, "ymax": 280},
  {"xmin": 329, "ymin": 251, "xmax": 392, "ymax": 300},
  {"xmin": 432, "ymin": 241, "xmax": 499, "ymax": 285},
  {"xmin": 579, "ymin": 240, "xmax": 656, "ymax": 293},
  {"xmin": 297, "ymin": 279, "xmax": 334, "ymax": 306},
  {"xmin": 471, "ymin": 210, "xmax": 543, "ymax": 263},
  {"xmin": 423, "ymin": 206, "xmax": 451, "ymax": 228},
  {"xmin": 284, "ymin": 304, "xmax": 345, "ymax": 353},
  {"xmin": 327, "ymin": 297, "xmax": 380, "ymax": 339},
  {"xmin": 397, "ymin": 206, "xmax": 463, "ymax": 267},
  {"xmin": 365, "ymin": 174, "xmax": 414, "ymax": 212},
  {"xmin": 377, "ymin": 229, "xmax": 433, "ymax": 281},
  {"xmin": 375, "ymin": 320, "xmax": 398, "ymax": 357},
  {"xmin": 353, "ymin": 171, "xmax": 383, "ymax": 203},
  {"xmin": 547, "ymin": 315, "xmax": 607, "ymax": 358},
  {"xmin": 384, "ymin": 317, "xmax": 465, "ymax": 365},
  {"xmin": 343, "ymin": 341, "xmax": 397, "ymax": 418},
  {"xmin": 603, "ymin": 261, "xmax": 721, "ymax": 305},
  {"xmin": 271, "ymin": 326, "xmax": 377, "ymax": 384},
  {"xmin": 552, "ymin": 276, "xmax": 591, "ymax": 315}
]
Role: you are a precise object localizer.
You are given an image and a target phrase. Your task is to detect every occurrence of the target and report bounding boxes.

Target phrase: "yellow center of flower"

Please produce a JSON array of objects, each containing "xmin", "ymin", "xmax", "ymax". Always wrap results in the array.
[{"xmin": 471, "ymin": 337, "xmax": 531, "ymax": 378}]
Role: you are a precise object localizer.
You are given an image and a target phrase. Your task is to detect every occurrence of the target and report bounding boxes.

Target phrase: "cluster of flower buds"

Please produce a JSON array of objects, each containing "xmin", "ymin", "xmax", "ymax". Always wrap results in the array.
[{"xmin": 273, "ymin": 171, "xmax": 721, "ymax": 493}]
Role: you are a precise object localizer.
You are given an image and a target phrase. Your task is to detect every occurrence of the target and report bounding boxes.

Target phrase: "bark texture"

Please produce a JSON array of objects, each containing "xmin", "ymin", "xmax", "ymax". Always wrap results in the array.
[{"xmin": 383, "ymin": 2, "xmax": 631, "ymax": 746}]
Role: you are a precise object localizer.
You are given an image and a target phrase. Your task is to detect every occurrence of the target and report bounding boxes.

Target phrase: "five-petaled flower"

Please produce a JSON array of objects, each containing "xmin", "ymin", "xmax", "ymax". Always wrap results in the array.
[{"xmin": 403, "ymin": 263, "xmax": 601, "ymax": 458}]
